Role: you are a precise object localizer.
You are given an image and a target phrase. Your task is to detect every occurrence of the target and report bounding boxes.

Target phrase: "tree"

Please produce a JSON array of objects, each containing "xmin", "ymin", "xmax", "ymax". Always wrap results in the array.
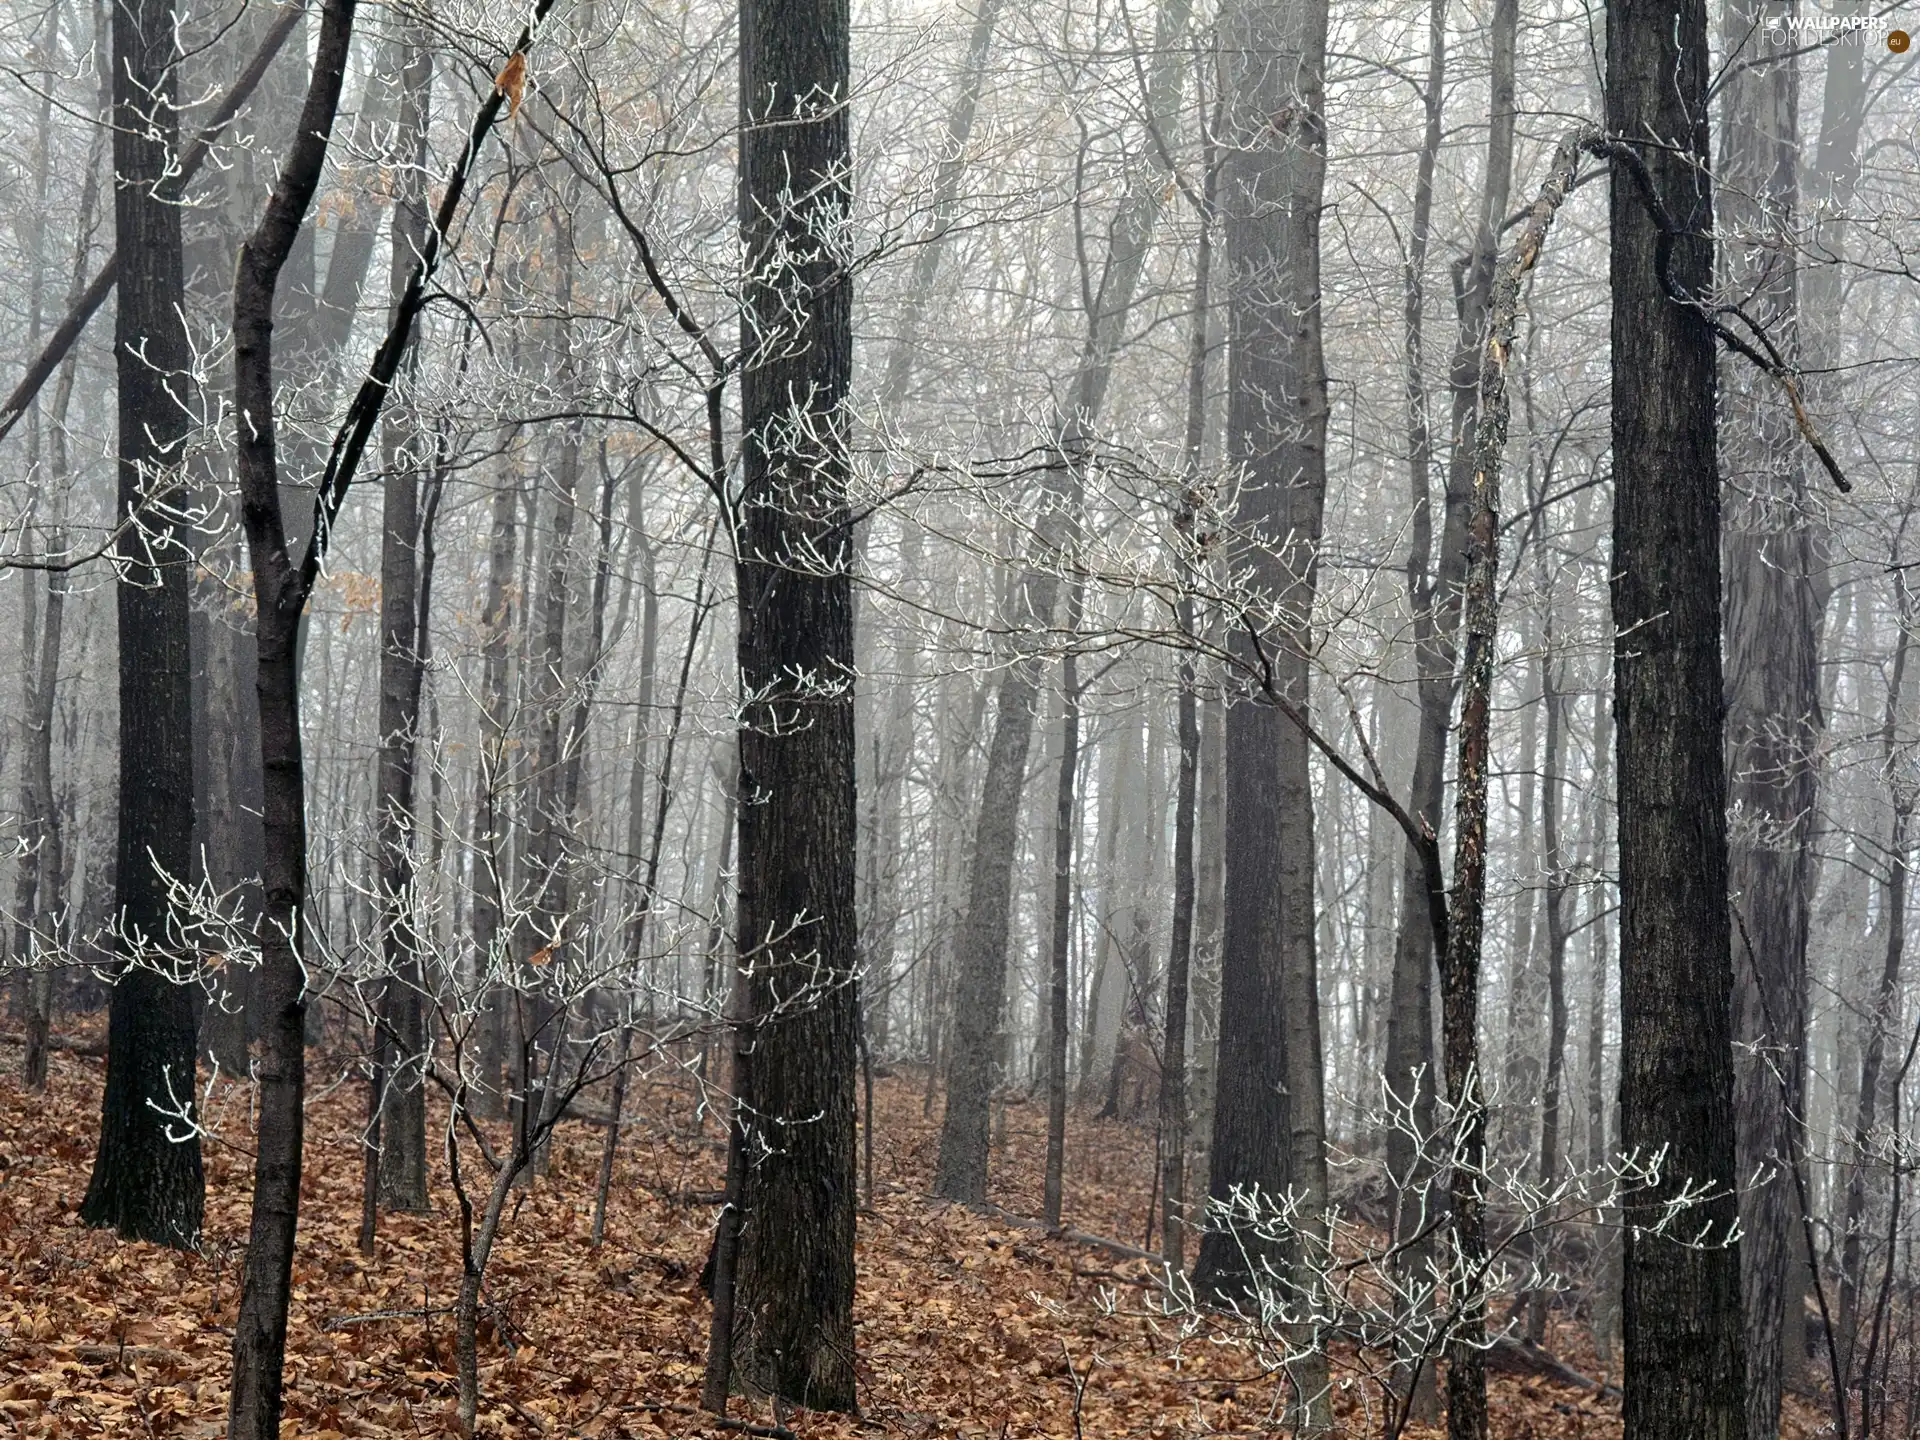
[
  {"xmin": 78, "ymin": 0, "xmax": 205, "ymax": 1251},
  {"xmin": 372, "ymin": 29, "xmax": 435, "ymax": 1218},
  {"xmin": 1191, "ymin": 0, "xmax": 1332, "ymax": 1426},
  {"xmin": 1608, "ymin": 0, "xmax": 1749, "ymax": 1432},
  {"xmin": 224, "ymin": 0, "xmax": 359, "ymax": 1428},
  {"xmin": 719, "ymin": 0, "xmax": 861, "ymax": 1407},
  {"xmin": 1718, "ymin": 2, "xmax": 1817, "ymax": 1433}
]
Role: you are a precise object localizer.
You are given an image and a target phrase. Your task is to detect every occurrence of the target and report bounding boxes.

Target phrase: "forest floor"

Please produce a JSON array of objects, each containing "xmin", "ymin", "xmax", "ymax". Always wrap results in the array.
[{"xmin": 0, "ymin": 1024, "xmax": 1825, "ymax": 1438}]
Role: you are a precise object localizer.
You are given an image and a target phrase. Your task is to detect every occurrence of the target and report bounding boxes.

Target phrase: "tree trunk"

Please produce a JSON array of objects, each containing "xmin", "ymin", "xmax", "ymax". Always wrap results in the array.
[
  {"xmin": 1383, "ymin": 0, "xmax": 1506, "ymax": 1407},
  {"xmin": 372, "ymin": 30, "xmax": 434, "ymax": 1218},
  {"xmin": 1434, "ymin": 121, "xmax": 1591, "ymax": 1440},
  {"xmin": 18, "ymin": 497, "xmax": 68, "ymax": 1094},
  {"xmin": 1836, "ymin": 580, "xmax": 1912, "ymax": 1405},
  {"xmin": 469, "ymin": 463, "xmax": 519, "ymax": 1117},
  {"xmin": 1159, "ymin": 126, "xmax": 1216, "ymax": 1264},
  {"xmin": 15, "ymin": 97, "xmax": 93, "ymax": 1091},
  {"xmin": 224, "ymin": 0, "xmax": 357, "ymax": 1432},
  {"xmin": 79, "ymin": 0, "xmax": 206, "ymax": 1251},
  {"xmin": 1718, "ymin": 4, "xmax": 1815, "ymax": 1433},
  {"xmin": 1608, "ymin": 0, "xmax": 1749, "ymax": 1429},
  {"xmin": 1529, "ymin": 606, "xmax": 1572, "ymax": 1346},
  {"xmin": 1043, "ymin": 624, "xmax": 1079, "ymax": 1228},
  {"xmin": 1192, "ymin": 3, "xmax": 1331, "ymax": 1431},
  {"xmin": 722, "ymin": 0, "xmax": 859, "ymax": 1408}
]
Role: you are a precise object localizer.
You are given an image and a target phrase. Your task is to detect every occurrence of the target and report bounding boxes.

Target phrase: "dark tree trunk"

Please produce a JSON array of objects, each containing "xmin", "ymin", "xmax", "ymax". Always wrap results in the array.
[
  {"xmin": 1718, "ymin": 4, "xmax": 1815, "ymax": 1433},
  {"xmin": 1608, "ymin": 0, "xmax": 1749, "ymax": 1431},
  {"xmin": 722, "ymin": 0, "xmax": 859, "ymax": 1408},
  {"xmin": 1191, "ymin": 0, "xmax": 1330, "ymax": 1344},
  {"xmin": 372, "ymin": 32, "xmax": 434, "ymax": 1218},
  {"xmin": 225, "ymin": 0, "xmax": 357, "ymax": 1430},
  {"xmin": 79, "ymin": 0, "xmax": 206, "ymax": 1250}
]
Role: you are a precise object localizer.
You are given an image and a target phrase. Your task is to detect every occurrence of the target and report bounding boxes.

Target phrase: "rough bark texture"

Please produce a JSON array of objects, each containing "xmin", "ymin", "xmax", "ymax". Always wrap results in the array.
[
  {"xmin": 79, "ymin": 0, "xmax": 206, "ymax": 1251},
  {"xmin": 1192, "ymin": 7, "xmax": 1331, "ymax": 1430},
  {"xmin": 1383, "ymin": 8, "xmax": 1508, "ymax": 1395},
  {"xmin": 1436, "ymin": 121, "xmax": 1591, "ymax": 1440},
  {"xmin": 727, "ymin": 0, "xmax": 860, "ymax": 1407},
  {"xmin": 1718, "ymin": 3, "xmax": 1815, "ymax": 1433},
  {"xmin": 225, "ymin": 0, "xmax": 358, "ymax": 1430},
  {"xmin": 1608, "ymin": 0, "xmax": 1749, "ymax": 1433}
]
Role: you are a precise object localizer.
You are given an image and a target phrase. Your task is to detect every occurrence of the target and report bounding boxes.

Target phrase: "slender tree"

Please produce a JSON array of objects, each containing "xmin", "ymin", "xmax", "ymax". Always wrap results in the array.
[
  {"xmin": 372, "ymin": 31, "xmax": 435, "ymax": 1217},
  {"xmin": 224, "ymin": 0, "xmax": 358, "ymax": 1428}
]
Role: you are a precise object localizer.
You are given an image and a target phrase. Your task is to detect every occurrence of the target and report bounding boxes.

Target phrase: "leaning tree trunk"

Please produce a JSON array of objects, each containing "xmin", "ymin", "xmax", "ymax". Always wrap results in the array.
[
  {"xmin": 78, "ymin": 0, "xmax": 205, "ymax": 1250},
  {"xmin": 1434, "ymin": 123, "xmax": 1592, "ymax": 1440},
  {"xmin": 721, "ymin": 0, "xmax": 860, "ymax": 1409},
  {"xmin": 1718, "ymin": 3, "xmax": 1815, "ymax": 1434},
  {"xmin": 1383, "ymin": 1, "xmax": 1510, "ymax": 1407},
  {"xmin": 1608, "ymin": 0, "xmax": 1749, "ymax": 1432}
]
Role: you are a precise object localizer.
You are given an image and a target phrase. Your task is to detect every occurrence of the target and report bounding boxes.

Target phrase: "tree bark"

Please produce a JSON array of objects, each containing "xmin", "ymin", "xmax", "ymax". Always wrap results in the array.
[
  {"xmin": 1718, "ymin": 4, "xmax": 1815, "ymax": 1432},
  {"xmin": 1383, "ymin": 2, "xmax": 1505, "ymax": 1408},
  {"xmin": 225, "ymin": 0, "xmax": 357, "ymax": 1431},
  {"xmin": 78, "ymin": 0, "xmax": 206, "ymax": 1251},
  {"xmin": 372, "ymin": 30, "xmax": 434, "ymax": 1218},
  {"xmin": 722, "ymin": 0, "xmax": 860, "ymax": 1407},
  {"xmin": 1191, "ymin": 3, "xmax": 1331, "ymax": 1431},
  {"xmin": 1436, "ymin": 122, "xmax": 1591, "ymax": 1440},
  {"xmin": 1608, "ymin": 0, "xmax": 1749, "ymax": 1430}
]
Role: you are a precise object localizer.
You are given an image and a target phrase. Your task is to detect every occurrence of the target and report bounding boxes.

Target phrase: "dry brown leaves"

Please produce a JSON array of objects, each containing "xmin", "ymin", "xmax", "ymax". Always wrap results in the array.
[{"xmin": 0, "ymin": 1029, "xmax": 1823, "ymax": 1438}]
